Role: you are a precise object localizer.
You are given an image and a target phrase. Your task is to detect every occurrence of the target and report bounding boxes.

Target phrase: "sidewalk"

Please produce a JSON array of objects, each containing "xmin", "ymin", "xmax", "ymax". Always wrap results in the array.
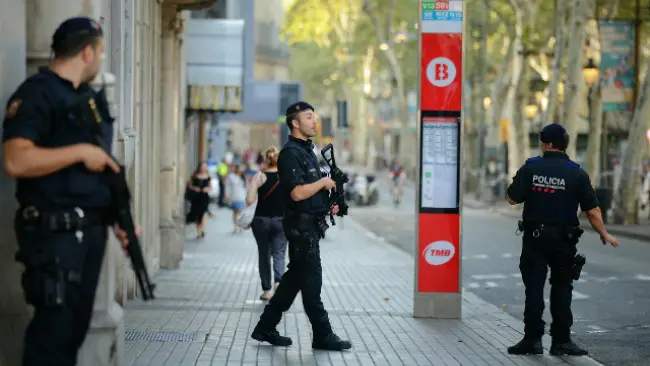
[{"xmin": 123, "ymin": 209, "xmax": 601, "ymax": 366}]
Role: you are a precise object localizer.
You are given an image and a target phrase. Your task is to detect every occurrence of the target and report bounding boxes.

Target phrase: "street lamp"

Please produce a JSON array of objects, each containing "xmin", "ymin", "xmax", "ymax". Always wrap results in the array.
[
  {"xmin": 525, "ymin": 103, "xmax": 539, "ymax": 119},
  {"xmin": 583, "ymin": 58, "xmax": 600, "ymax": 87},
  {"xmin": 483, "ymin": 97, "xmax": 491, "ymax": 110}
]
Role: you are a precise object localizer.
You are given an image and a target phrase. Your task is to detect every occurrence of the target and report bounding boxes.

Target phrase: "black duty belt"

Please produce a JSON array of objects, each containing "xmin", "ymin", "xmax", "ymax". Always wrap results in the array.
[
  {"xmin": 518, "ymin": 220, "xmax": 580, "ymax": 239},
  {"xmin": 19, "ymin": 206, "xmax": 107, "ymax": 232}
]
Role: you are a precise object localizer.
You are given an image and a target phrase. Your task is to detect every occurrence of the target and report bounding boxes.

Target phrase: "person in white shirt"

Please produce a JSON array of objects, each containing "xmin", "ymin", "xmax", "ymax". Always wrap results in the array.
[{"xmin": 225, "ymin": 163, "xmax": 248, "ymax": 233}]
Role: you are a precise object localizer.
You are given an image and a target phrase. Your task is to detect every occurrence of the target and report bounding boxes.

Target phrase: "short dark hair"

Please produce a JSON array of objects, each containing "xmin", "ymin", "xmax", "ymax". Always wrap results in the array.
[
  {"xmin": 52, "ymin": 34, "xmax": 101, "ymax": 59},
  {"xmin": 552, "ymin": 133, "xmax": 570, "ymax": 151},
  {"xmin": 286, "ymin": 112, "xmax": 300, "ymax": 130}
]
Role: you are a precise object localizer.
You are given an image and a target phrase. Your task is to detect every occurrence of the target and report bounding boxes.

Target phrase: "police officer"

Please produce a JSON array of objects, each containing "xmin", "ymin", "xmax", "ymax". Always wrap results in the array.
[
  {"xmin": 250, "ymin": 101, "xmax": 352, "ymax": 351},
  {"xmin": 2, "ymin": 17, "xmax": 133, "ymax": 365},
  {"xmin": 506, "ymin": 123, "xmax": 619, "ymax": 356}
]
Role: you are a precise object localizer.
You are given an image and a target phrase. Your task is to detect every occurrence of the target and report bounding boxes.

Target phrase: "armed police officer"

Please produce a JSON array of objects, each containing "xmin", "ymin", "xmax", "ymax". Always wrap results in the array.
[
  {"xmin": 250, "ymin": 101, "xmax": 352, "ymax": 351},
  {"xmin": 2, "ymin": 17, "xmax": 135, "ymax": 365},
  {"xmin": 506, "ymin": 123, "xmax": 619, "ymax": 356}
]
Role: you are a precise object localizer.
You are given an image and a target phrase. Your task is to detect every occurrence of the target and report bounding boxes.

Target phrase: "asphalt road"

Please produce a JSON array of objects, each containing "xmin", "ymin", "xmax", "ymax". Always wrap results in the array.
[{"xmin": 349, "ymin": 174, "xmax": 650, "ymax": 366}]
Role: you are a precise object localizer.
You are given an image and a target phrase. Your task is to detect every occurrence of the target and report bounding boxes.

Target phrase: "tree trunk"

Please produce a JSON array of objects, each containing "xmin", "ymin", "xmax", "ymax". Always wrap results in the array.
[
  {"xmin": 504, "ymin": 4, "xmax": 526, "ymax": 179},
  {"xmin": 542, "ymin": 0, "xmax": 566, "ymax": 125},
  {"xmin": 584, "ymin": 84, "xmax": 602, "ymax": 179},
  {"xmin": 612, "ymin": 58, "xmax": 650, "ymax": 224},
  {"xmin": 515, "ymin": 57, "xmax": 532, "ymax": 159},
  {"xmin": 561, "ymin": 0, "xmax": 592, "ymax": 159}
]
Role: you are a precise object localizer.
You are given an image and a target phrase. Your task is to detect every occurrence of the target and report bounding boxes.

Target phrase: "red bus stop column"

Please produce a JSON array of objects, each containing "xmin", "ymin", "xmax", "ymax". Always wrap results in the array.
[{"xmin": 413, "ymin": 0, "xmax": 465, "ymax": 319}]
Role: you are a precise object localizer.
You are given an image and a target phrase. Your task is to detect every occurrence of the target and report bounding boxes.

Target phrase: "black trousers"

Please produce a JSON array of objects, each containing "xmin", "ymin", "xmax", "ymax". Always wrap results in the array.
[
  {"xmin": 519, "ymin": 229, "xmax": 576, "ymax": 343},
  {"xmin": 16, "ymin": 222, "xmax": 107, "ymax": 366},
  {"xmin": 255, "ymin": 217, "xmax": 332, "ymax": 338},
  {"xmin": 218, "ymin": 178, "xmax": 226, "ymax": 206},
  {"xmin": 251, "ymin": 216, "xmax": 287, "ymax": 291}
]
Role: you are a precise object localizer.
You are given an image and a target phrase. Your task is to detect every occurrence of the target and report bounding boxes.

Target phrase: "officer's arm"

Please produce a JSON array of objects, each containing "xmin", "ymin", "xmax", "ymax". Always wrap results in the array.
[
  {"xmin": 2, "ymin": 86, "xmax": 84, "ymax": 178},
  {"xmin": 506, "ymin": 165, "xmax": 527, "ymax": 205},
  {"xmin": 578, "ymin": 170, "xmax": 608, "ymax": 236},
  {"xmin": 278, "ymin": 151, "xmax": 325, "ymax": 201}
]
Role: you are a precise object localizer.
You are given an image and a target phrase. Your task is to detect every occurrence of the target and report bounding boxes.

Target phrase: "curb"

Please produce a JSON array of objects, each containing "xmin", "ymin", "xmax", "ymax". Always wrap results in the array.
[{"xmin": 466, "ymin": 200, "xmax": 650, "ymax": 242}]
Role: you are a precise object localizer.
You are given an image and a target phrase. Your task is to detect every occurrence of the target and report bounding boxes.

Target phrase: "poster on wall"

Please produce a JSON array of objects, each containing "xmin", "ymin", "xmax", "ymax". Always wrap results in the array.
[{"xmin": 599, "ymin": 21, "xmax": 635, "ymax": 112}]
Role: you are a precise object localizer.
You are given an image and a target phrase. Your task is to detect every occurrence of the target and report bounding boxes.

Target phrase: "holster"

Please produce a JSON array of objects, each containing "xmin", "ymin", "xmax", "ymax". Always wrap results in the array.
[{"xmin": 17, "ymin": 253, "xmax": 75, "ymax": 307}]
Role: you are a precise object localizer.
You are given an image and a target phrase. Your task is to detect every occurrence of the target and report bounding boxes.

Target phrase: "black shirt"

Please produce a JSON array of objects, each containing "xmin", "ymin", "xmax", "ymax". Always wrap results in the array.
[
  {"xmin": 2, "ymin": 68, "xmax": 113, "ymax": 209},
  {"xmin": 507, "ymin": 151, "xmax": 599, "ymax": 226},
  {"xmin": 277, "ymin": 136, "xmax": 327, "ymax": 215},
  {"xmin": 254, "ymin": 172, "xmax": 285, "ymax": 217}
]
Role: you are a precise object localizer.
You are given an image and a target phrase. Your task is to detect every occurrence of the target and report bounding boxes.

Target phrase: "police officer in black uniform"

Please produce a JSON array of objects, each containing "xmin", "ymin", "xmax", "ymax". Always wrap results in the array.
[
  {"xmin": 505, "ymin": 123, "xmax": 619, "ymax": 356},
  {"xmin": 250, "ymin": 101, "xmax": 352, "ymax": 351},
  {"xmin": 2, "ymin": 17, "xmax": 133, "ymax": 365}
]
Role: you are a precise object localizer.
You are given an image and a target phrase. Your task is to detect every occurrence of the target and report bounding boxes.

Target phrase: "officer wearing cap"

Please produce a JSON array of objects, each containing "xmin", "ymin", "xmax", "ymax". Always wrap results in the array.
[
  {"xmin": 505, "ymin": 123, "xmax": 619, "ymax": 356},
  {"xmin": 2, "ymin": 17, "xmax": 133, "ymax": 365},
  {"xmin": 250, "ymin": 101, "xmax": 352, "ymax": 351}
]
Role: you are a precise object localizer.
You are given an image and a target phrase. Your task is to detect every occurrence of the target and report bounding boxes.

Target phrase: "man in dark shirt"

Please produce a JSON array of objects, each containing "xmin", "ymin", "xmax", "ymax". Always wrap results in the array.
[
  {"xmin": 250, "ymin": 101, "xmax": 352, "ymax": 351},
  {"xmin": 505, "ymin": 123, "xmax": 619, "ymax": 356},
  {"xmin": 2, "ymin": 17, "xmax": 132, "ymax": 365}
]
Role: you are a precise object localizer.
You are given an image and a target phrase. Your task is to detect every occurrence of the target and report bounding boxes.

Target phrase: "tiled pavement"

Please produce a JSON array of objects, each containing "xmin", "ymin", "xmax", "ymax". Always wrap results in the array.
[{"xmin": 123, "ymin": 210, "xmax": 602, "ymax": 366}]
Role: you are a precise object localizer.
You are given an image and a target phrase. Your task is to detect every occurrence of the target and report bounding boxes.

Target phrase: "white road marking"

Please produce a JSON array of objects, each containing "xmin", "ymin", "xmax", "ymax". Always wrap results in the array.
[
  {"xmin": 471, "ymin": 274, "xmax": 508, "ymax": 280},
  {"xmin": 576, "ymin": 278, "xmax": 588, "ymax": 283},
  {"xmin": 467, "ymin": 282, "xmax": 481, "ymax": 289},
  {"xmin": 594, "ymin": 276, "xmax": 617, "ymax": 283},
  {"xmin": 635, "ymin": 274, "xmax": 650, "ymax": 281},
  {"xmin": 545, "ymin": 291, "xmax": 589, "ymax": 302},
  {"xmin": 473, "ymin": 254, "xmax": 489, "ymax": 259},
  {"xmin": 515, "ymin": 282, "xmax": 524, "ymax": 286},
  {"xmin": 510, "ymin": 273, "xmax": 522, "ymax": 278},
  {"xmin": 484, "ymin": 281, "xmax": 499, "ymax": 288},
  {"xmin": 502, "ymin": 253, "xmax": 514, "ymax": 258},
  {"xmin": 585, "ymin": 325, "xmax": 609, "ymax": 334}
]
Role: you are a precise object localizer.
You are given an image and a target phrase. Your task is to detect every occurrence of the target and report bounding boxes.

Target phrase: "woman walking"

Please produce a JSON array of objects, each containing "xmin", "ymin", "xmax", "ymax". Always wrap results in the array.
[
  {"xmin": 225, "ymin": 163, "xmax": 247, "ymax": 233},
  {"xmin": 186, "ymin": 161, "xmax": 212, "ymax": 239},
  {"xmin": 245, "ymin": 146, "xmax": 287, "ymax": 300}
]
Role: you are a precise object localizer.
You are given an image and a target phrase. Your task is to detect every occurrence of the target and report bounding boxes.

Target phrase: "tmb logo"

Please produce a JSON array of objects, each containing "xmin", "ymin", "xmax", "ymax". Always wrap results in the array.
[
  {"xmin": 426, "ymin": 57, "xmax": 456, "ymax": 88},
  {"xmin": 422, "ymin": 240, "xmax": 455, "ymax": 266}
]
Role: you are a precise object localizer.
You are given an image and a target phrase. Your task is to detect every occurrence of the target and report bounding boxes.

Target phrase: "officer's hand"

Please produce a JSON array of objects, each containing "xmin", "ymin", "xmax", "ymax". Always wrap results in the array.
[
  {"xmin": 80, "ymin": 144, "xmax": 120, "ymax": 173},
  {"xmin": 320, "ymin": 177, "xmax": 336, "ymax": 191},
  {"xmin": 600, "ymin": 233, "xmax": 619, "ymax": 248},
  {"xmin": 113, "ymin": 224, "xmax": 142, "ymax": 250},
  {"xmin": 331, "ymin": 205, "xmax": 340, "ymax": 215}
]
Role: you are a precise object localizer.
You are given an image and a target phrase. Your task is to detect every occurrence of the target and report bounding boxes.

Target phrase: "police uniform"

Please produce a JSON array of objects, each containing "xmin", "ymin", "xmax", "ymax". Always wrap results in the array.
[
  {"xmin": 251, "ymin": 102, "xmax": 351, "ymax": 351},
  {"xmin": 506, "ymin": 124, "xmax": 596, "ymax": 356},
  {"xmin": 1, "ymin": 17, "xmax": 114, "ymax": 366}
]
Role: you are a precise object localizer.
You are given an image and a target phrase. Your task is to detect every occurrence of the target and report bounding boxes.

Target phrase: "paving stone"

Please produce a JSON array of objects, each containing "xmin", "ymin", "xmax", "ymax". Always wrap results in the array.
[{"xmin": 123, "ymin": 210, "xmax": 603, "ymax": 366}]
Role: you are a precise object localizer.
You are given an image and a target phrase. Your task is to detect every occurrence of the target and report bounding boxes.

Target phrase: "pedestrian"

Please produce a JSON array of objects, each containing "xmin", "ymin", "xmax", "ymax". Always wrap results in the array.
[
  {"xmin": 225, "ymin": 163, "xmax": 247, "ymax": 233},
  {"xmin": 250, "ymin": 101, "xmax": 351, "ymax": 351},
  {"xmin": 505, "ymin": 123, "xmax": 619, "ymax": 356},
  {"xmin": 246, "ymin": 146, "xmax": 287, "ymax": 301},
  {"xmin": 1, "ymin": 17, "xmax": 137, "ymax": 365},
  {"xmin": 217, "ymin": 158, "xmax": 228, "ymax": 207},
  {"xmin": 185, "ymin": 161, "xmax": 212, "ymax": 239}
]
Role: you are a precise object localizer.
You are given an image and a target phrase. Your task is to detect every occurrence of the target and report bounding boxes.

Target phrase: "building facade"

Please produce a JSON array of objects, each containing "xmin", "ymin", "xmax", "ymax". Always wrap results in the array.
[
  {"xmin": 189, "ymin": 0, "xmax": 297, "ymax": 162},
  {"xmin": 0, "ymin": 0, "xmax": 214, "ymax": 365}
]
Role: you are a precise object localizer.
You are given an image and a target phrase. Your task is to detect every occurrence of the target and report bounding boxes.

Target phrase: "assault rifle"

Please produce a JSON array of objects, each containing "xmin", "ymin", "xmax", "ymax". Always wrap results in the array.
[
  {"xmin": 75, "ymin": 91, "xmax": 156, "ymax": 301},
  {"xmin": 320, "ymin": 143, "xmax": 349, "ymax": 225}
]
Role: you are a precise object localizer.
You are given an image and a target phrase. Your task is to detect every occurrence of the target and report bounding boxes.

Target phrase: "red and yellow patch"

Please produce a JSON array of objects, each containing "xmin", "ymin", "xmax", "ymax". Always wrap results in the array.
[{"xmin": 5, "ymin": 99, "xmax": 22, "ymax": 119}]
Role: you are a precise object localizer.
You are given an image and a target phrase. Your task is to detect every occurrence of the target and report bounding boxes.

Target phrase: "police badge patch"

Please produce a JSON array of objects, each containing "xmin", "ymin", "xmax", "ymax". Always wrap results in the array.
[{"xmin": 6, "ymin": 99, "xmax": 22, "ymax": 118}]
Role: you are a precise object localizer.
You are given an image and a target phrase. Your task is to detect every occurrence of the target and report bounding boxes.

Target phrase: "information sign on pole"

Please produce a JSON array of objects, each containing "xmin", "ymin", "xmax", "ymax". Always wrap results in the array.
[{"xmin": 414, "ymin": 0, "xmax": 464, "ymax": 319}]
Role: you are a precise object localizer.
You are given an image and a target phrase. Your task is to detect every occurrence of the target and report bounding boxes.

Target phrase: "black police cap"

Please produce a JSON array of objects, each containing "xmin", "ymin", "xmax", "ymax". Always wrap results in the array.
[
  {"xmin": 285, "ymin": 101, "xmax": 314, "ymax": 117},
  {"xmin": 52, "ymin": 17, "xmax": 104, "ymax": 49},
  {"xmin": 539, "ymin": 123, "xmax": 567, "ymax": 143}
]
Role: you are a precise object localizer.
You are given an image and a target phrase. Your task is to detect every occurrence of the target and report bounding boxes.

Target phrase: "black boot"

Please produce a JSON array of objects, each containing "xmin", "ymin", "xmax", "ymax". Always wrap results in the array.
[
  {"xmin": 507, "ymin": 337, "xmax": 543, "ymax": 355},
  {"xmin": 312, "ymin": 333, "xmax": 352, "ymax": 351},
  {"xmin": 251, "ymin": 326, "xmax": 292, "ymax": 346},
  {"xmin": 550, "ymin": 340, "xmax": 588, "ymax": 356}
]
